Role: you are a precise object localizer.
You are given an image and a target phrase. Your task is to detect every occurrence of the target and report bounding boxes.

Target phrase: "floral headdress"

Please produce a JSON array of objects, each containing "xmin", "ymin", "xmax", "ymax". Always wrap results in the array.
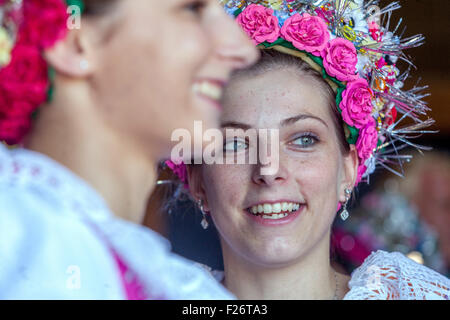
[
  {"xmin": 167, "ymin": 0, "xmax": 434, "ymax": 187},
  {"xmin": 0, "ymin": 0, "xmax": 83, "ymax": 145}
]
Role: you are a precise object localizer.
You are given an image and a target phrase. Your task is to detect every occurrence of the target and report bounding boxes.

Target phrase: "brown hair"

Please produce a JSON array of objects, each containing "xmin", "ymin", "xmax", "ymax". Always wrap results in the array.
[
  {"xmin": 82, "ymin": 0, "xmax": 119, "ymax": 15},
  {"xmin": 80, "ymin": 0, "xmax": 122, "ymax": 44},
  {"xmin": 232, "ymin": 49, "xmax": 350, "ymax": 155}
]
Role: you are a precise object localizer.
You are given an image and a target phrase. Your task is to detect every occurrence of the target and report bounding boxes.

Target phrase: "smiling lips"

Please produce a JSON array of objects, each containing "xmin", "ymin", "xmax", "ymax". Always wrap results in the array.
[
  {"xmin": 247, "ymin": 201, "xmax": 303, "ymax": 220},
  {"xmin": 192, "ymin": 79, "xmax": 225, "ymax": 103}
]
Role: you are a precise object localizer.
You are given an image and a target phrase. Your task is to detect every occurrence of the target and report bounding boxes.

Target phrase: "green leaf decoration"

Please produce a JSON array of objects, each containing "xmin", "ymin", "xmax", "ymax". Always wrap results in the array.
[
  {"xmin": 346, "ymin": 125, "xmax": 359, "ymax": 145},
  {"xmin": 46, "ymin": 66, "xmax": 56, "ymax": 103},
  {"xmin": 233, "ymin": 8, "xmax": 243, "ymax": 18},
  {"xmin": 66, "ymin": 0, "xmax": 85, "ymax": 13}
]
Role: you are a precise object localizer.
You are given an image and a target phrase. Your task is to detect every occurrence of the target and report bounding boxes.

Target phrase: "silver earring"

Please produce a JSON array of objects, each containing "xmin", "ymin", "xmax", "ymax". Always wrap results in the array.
[
  {"xmin": 340, "ymin": 188, "xmax": 352, "ymax": 221},
  {"xmin": 198, "ymin": 199, "xmax": 209, "ymax": 230}
]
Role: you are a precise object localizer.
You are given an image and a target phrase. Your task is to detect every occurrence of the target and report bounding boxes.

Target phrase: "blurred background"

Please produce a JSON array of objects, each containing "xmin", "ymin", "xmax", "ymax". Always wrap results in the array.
[{"xmin": 144, "ymin": 0, "xmax": 450, "ymax": 277}]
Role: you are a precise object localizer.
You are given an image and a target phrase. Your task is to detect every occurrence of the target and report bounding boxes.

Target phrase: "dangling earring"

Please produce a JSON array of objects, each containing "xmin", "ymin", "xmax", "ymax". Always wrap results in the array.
[
  {"xmin": 340, "ymin": 187, "xmax": 352, "ymax": 221},
  {"xmin": 198, "ymin": 199, "xmax": 209, "ymax": 230}
]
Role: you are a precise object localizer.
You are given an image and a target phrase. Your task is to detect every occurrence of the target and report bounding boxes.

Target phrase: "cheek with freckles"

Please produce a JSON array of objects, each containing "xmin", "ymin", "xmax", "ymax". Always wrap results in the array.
[
  {"xmin": 290, "ymin": 151, "xmax": 341, "ymax": 220},
  {"xmin": 202, "ymin": 164, "xmax": 263, "ymax": 257},
  {"xmin": 202, "ymin": 164, "xmax": 248, "ymax": 221}
]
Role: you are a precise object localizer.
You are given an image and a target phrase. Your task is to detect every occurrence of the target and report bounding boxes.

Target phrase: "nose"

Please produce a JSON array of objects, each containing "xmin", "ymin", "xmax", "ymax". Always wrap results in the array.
[
  {"xmin": 213, "ymin": 8, "xmax": 260, "ymax": 70},
  {"xmin": 252, "ymin": 158, "xmax": 288, "ymax": 187}
]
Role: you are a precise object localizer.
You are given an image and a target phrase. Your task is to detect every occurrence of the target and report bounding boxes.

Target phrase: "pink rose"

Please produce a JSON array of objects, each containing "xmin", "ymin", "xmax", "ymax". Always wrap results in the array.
[
  {"xmin": 355, "ymin": 164, "xmax": 367, "ymax": 185},
  {"xmin": 281, "ymin": 13, "xmax": 329, "ymax": 56},
  {"xmin": 165, "ymin": 160, "xmax": 189, "ymax": 189},
  {"xmin": 340, "ymin": 79, "xmax": 374, "ymax": 129},
  {"xmin": 356, "ymin": 119, "xmax": 378, "ymax": 162},
  {"xmin": 321, "ymin": 38, "xmax": 358, "ymax": 82},
  {"xmin": 236, "ymin": 4, "xmax": 280, "ymax": 45}
]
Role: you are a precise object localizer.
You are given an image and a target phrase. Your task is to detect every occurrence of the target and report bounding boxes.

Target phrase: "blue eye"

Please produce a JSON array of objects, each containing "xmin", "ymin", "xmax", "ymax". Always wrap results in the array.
[
  {"xmin": 291, "ymin": 134, "xmax": 318, "ymax": 148},
  {"xmin": 223, "ymin": 138, "xmax": 248, "ymax": 152}
]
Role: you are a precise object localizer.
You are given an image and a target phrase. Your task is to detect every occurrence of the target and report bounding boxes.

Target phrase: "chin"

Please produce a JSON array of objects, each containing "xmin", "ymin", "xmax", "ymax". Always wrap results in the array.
[
  {"xmin": 249, "ymin": 253, "xmax": 302, "ymax": 269},
  {"xmin": 244, "ymin": 239, "xmax": 305, "ymax": 268}
]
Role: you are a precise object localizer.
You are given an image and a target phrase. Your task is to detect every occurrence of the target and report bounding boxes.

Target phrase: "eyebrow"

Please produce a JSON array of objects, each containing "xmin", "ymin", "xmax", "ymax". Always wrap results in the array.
[
  {"xmin": 221, "ymin": 114, "xmax": 328, "ymax": 130},
  {"xmin": 281, "ymin": 114, "xmax": 328, "ymax": 128},
  {"xmin": 221, "ymin": 121, "xmax": 252, "ymax": 131}
]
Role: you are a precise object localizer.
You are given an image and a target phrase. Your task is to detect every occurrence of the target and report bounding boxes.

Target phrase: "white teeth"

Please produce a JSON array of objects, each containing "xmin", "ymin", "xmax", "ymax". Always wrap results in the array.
[
  {"xmin": 261, "ymin": 213, "xmax": 289, "ymax": 220},
  {"xmin": 263, "ymin": 204, "xmax": 272, "ymax": 214},
  {"xmin": 287, "ymin": 203, "xmax": 293, "ymax": 211},
  {"xmin": 272, "ymin": 203, "xmax": 281, "ymax": 213},
  {"xmin": 192, "ymin": 81, "xmax": 223, "ymax": 101},
  {"xmin": 257, "ymin": 204, "xmax": 263, "ymax": 214},
  {"xmin": 249, "ymin": 202, "xmax": 302, "ymax": 217}
]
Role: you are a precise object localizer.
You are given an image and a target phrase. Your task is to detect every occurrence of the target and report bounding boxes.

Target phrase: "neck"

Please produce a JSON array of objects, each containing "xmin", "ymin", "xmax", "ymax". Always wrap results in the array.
[
  {"xmin": 222, "ymin": 231, "xmax": 344, "ymax": 300},
  {"xmin": 25, "ymin": 89, "xmax": 158, "ymax": 224}
]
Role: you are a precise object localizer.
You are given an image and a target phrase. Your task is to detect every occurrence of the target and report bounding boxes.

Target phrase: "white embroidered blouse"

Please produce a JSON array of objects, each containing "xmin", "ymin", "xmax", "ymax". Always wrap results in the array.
[
  {"xmin": 0, "ymin": 144, "xmax": 233, "ymax": 300},
  {"xmin": 344, "ymin": 250, "xmax": 450, "ymax": 300}
]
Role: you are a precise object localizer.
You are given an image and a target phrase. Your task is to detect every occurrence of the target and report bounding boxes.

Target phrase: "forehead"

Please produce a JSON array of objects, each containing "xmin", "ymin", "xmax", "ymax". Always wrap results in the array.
[{"xmin": 222, "ymin": 68, "xmax": 332, "ymax": 128}]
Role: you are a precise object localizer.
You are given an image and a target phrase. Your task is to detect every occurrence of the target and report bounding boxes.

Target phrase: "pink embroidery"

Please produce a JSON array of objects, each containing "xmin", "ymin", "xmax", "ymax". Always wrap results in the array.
[
  {"xmin": 31, "ymin": 166, "xmax": 41, "ymax": 176},
  {"xmin": 83, "ymin": 218, "xmax": 161, "ymax": 300},
  {"xmin": 12, "ymin": 161, "xmax": 21, "ymax": 174},
  {"xmin": 48, "ymin": 177, "xmax": 59, "ymax": 187},
  {"xmin": 111, "ymin": 250, "xmax": 149, "ymax": 300}
]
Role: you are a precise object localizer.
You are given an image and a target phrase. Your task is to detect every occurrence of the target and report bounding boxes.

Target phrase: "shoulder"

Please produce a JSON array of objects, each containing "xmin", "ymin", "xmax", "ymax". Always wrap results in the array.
[
  {"xmin": 105, "ymin": 219, "xmax": 234, "ymax": 300},
  {"xmin": 344, "ymin": 250, "xmax": 450, "ymax": 300}
]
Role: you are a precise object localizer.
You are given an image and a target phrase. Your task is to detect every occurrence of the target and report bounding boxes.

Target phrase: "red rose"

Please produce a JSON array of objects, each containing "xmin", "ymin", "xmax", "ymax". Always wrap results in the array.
[
  {"xmin": 0, "ymin": 44, "xmax": 49, "ymax": 104},
  {"xmin": 0, "ymin": 0, "xmax": 70, "ymax": 145},
  {"xmin": 0, "ymin": 44, "xmax": 49, "ymax": 143},
  {"xmin": 20, "ymin": 0, "xmax": 69, "ymax": 49},
  {"xmin": 2, "ymin": 44, "xmax": 48, "ymax": 82},
  {"xmin": 0, "ymin": 115, "xmax": 31, "ymax": 145}
]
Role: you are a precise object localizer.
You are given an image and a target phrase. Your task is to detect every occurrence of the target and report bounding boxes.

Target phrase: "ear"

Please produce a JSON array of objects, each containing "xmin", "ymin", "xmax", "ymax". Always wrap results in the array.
[
  {"xmin": 187, "ymin": 165, "xmax": 210, "ymax": 212},
  {"xmin": 43, "ymin": 27, "xmax": 97, "ymax": 78},
  {"xmin": 339, "ymin": 145, "xmax": 359, "ymax": 202}
]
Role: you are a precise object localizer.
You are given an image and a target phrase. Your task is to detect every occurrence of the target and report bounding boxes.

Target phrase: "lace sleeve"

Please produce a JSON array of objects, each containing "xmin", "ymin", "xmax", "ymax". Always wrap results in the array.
[{"xmin": 344, "ymin": 250, "xmax": 450, "ymax": 300}]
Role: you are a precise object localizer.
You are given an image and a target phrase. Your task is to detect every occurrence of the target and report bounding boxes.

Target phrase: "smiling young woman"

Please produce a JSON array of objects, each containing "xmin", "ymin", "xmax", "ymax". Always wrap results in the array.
[{"xmin": 0, "ymin": 0, "xmax": 258, "ymax": 299}]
